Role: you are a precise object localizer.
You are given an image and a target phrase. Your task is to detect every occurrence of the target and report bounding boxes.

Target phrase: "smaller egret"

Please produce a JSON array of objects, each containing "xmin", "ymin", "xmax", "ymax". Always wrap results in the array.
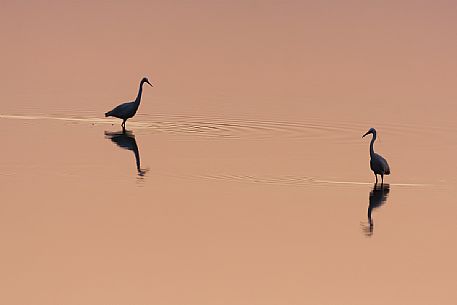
[
  {"xmin": 105, "ymin": 77, "xmax": 153, "ymax": 129},
  {"xmin": 362, "ymin": 128, "xmax": 390, "ymax": 184}
]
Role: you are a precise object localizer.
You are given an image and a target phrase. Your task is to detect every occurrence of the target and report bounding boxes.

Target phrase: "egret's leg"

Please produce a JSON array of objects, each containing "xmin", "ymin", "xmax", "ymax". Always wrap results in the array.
[
  {"xmin": 375, "ymin": 174, "xmax": 378, "ymax": 185},
  {"xmin": 381, "ymin": 174, "xmax": 384, "ymax": 185}
]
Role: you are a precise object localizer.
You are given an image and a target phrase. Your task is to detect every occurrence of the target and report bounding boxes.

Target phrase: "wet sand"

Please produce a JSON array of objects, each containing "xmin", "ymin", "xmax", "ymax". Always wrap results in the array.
[{"xmin": 1, "ymin": 114, "xmax": 457, "ymax": 305}]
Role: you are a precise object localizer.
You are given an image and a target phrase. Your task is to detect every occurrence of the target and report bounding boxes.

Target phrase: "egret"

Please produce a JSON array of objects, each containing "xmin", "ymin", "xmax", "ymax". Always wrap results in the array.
[
  {"xmin": 362, "ymin": 128, "xmax": 390, "ymax": 184},
  {"xmin": 105, "ymin": 77, "xmax": 153, "ymax": 129}
]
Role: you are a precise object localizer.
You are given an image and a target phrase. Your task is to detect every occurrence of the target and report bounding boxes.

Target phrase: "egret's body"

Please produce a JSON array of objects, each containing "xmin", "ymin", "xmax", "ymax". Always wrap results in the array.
[
  {"xmin": 363, "ymin": 128, "xmax": 390, "ymax": 184},
  {"xmin": 105, "ymin": 77, "xmax": 152, "ymax": 129}
]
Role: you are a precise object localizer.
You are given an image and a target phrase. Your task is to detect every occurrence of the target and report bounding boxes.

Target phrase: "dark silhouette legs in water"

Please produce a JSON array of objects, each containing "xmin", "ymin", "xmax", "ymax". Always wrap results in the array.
[
  {"xmin": 374, "ymin": 174, "xmax": 385, "ymax": 186},
  {"xmin": 122, "ymin": 119, "xmax": 126, "ymax": 131}
]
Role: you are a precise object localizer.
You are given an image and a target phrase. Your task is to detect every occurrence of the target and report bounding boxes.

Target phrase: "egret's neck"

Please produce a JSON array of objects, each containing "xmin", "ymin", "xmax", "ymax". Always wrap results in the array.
[
  {"xmin": 369, "ymin": 133, "xmax": 377, "ymax": 157},
  {"xmin": 134, "ymin": 82, "xmax": 144, "ymax": 104}
]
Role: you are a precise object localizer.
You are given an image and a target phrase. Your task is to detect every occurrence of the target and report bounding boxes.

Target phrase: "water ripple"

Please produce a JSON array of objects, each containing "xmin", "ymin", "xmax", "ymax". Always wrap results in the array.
[
  {"xmin": 192, "ymin": 173, "xmax": 429, "ymax": 188},
  {"xmin": 1, "ymin": 113, "xmax": 455, "ymax": 143}
]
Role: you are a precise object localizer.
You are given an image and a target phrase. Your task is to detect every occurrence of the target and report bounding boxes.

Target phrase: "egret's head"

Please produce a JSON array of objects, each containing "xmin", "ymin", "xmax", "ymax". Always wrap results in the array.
[
  {"xmin": 362, "ymin": 127, "xmax": 376, "ymax": 138},
  {"xmin": 141, "ymin": 77, "xmax": 153, "ymax": 87}
]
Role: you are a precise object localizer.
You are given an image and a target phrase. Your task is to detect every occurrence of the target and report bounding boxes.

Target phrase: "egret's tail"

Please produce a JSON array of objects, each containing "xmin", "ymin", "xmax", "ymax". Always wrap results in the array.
[{"xmin": 105, "ymin": 111, "xmax": 111, "ymax": 117}]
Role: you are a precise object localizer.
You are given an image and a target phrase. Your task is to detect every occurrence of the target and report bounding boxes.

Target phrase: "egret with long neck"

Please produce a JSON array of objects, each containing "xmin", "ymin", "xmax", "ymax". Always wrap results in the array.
[
  {"xmin": 105, "ymin": 77, "xmax": 153, "ymax": 130},
  {"xmin": 362, "ymin": 128, "xmax": 390, "ymax": 184}
]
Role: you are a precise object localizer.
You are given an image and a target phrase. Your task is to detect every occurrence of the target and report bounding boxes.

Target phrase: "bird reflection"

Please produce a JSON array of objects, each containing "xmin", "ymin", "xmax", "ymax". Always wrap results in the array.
[
  {"xmin": 363, "ymin": 184, "xmax": 390, "ymax": 237},
  {"xmin": 104, "ymin": 130, "xmax": 148, "ymax": 177}
]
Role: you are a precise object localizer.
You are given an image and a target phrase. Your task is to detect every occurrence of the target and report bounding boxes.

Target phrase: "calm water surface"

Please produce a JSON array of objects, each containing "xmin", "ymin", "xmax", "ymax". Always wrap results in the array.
[
  {"xmin": 1, "ymin": 113, "xmax": 456, "ymax": 305},
  {"xmin": 2, "ymin": 1, "xmax": 457, "ymax": 304}
]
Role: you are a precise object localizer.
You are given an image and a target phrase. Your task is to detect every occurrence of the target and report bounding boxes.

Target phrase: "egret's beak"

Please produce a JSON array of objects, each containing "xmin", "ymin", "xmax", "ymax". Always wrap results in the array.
[
  {"xmin": 146, "ymin": 80, "xmax": 153, "ymax": 87},
  {"xmin": 362, "ymin": 131, "xmax": 370, "ymax": 138}
]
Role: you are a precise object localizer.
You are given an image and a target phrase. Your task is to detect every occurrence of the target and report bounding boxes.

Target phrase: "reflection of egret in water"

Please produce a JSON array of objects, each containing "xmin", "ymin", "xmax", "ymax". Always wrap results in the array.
[
  {"xmin": 363, "ymin": 184, "xmax": 390, "ymax": 237},
  {"xmin": 104, "ymin": 130, "xmax": 148, "ymax": 177}
]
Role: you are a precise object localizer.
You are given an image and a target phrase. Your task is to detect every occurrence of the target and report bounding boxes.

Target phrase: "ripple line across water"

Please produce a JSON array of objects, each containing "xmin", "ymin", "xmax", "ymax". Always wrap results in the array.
[
  {"xmin": 0, "ymin": 113, "xmax": 363, "ymax": 141},
  {"xmin": 2, "ymin": 113, "xmax": 455, "ymax": 142},
  {"xmin": 194, "ymin": 173, "xmax": 429, "ymax": 188}
]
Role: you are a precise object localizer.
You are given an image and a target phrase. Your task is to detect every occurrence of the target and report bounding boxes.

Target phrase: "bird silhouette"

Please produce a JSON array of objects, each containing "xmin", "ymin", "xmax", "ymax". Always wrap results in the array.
[
  {"xmin": 105, "ymin": 77, "xmax": 152, "ymax": 130},
  {"xmin": 362, "ymin": 128, "xmax": 390, "ymax": 184},
  {"xmin": 104, "ymin": 130, "xmax": 148, "ymax": 177},
  {"xmin": 363, "ymin": 183, "xmax": 390, "ymax": 236}
]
